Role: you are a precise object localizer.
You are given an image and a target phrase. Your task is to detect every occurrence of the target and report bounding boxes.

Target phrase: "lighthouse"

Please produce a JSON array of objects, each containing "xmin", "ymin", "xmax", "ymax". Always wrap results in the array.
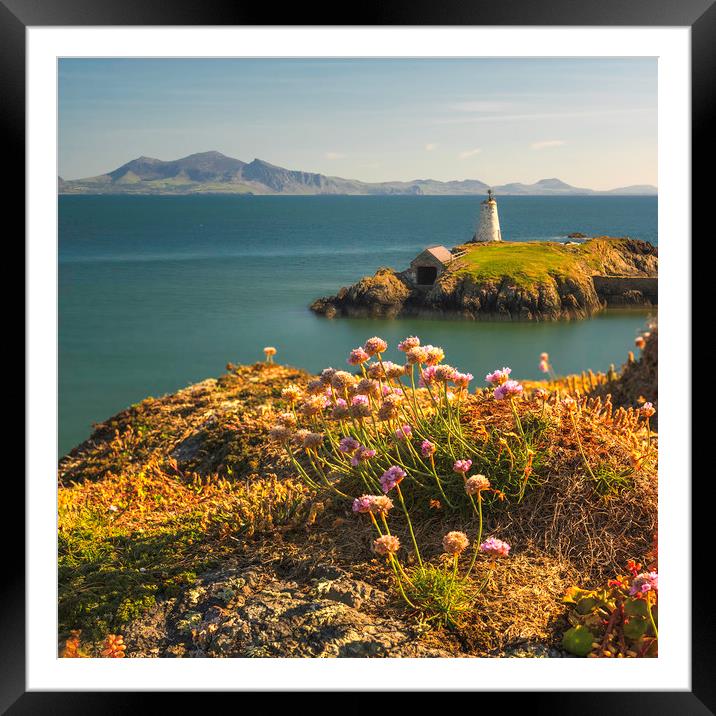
[{"xmin": 473, "ymin": 189, "xmax": 502, "ymax": 242}]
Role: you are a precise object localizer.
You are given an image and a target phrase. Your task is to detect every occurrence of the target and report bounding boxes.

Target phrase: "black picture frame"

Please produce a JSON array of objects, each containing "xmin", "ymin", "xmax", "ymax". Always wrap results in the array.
[{"xmin": 6, "ymin": 0, "xmax": 709, "ymax": 711}]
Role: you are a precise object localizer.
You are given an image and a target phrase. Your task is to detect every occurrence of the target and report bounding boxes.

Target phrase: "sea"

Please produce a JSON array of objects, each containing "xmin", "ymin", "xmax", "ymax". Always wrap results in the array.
[{"xmin": 59, "ymin": 194, "xmax": 657, "ymax": 456}]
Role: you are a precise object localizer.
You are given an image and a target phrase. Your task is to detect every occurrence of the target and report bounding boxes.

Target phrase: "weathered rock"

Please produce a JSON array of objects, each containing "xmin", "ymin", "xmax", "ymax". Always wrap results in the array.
[
  {"xmin": 311, "ymin": 267, "xmax": 411, "ymax": 318},
  {"xmin": 121, "ymin": 563, "xmax": 454, "ymax": 658}
]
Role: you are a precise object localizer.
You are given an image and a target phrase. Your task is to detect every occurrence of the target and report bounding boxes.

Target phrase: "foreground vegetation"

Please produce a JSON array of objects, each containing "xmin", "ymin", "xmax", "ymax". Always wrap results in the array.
[{"xmin": 59, "ymin": 332, "xmax": 658, "ymax": 658}]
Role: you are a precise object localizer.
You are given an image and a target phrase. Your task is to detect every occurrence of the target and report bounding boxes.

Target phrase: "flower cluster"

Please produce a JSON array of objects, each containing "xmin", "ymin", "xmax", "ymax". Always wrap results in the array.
[
  {"xmin": 352, "ymin": 494, "xmax": 394, "ymax": 515},
  {"xmin": 267, "ymin": 335, "xmax": 526, "ymax": 623}
]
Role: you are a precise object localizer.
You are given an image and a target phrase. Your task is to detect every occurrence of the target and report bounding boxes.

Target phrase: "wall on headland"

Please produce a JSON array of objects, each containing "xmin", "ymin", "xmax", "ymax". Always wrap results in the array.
[{"xmin": 592, "ymin": 276, "xmax": 658, "ymax": 306}]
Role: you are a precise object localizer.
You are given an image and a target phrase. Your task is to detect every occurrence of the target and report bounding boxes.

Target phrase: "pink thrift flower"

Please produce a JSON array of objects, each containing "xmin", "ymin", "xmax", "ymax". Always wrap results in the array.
[
  {"xmin": 465, "ymin": 474, "xmax": 491, "ymax": 495},
  {"xmin": 363, "ymin": 336, "xmax": 388, "ymax": 356},
  {"xmin": 319, "ymin": 367, "xmax": 337, "ymax": 385},
  {"xmin": 494, "ymin": 380, "xmax": 523, "ymax": 401},
  {"xmin": 639, "ymin": 402, "xmax": 656, "ymax": 418},
  {"xmin": 380, "ymin": 465, "xmax": 406, "ymax": 493},
  {"xmin": 369, "ymin": 495, "xmax": 394, "ymax": 514},
  {"xmin": 373, "ymin": 534, "xmax": 401, "ymax": 556},
  {"xmin": 629, "ymin": 571, "xmax": 658, "ymax": 596},
  {"xmin": 421, "ymin": 440, "xmax": 436, "ymax": 458},
  {"xmin": 397, "ymin": 336, "xmax": 421, "ymax": 352},
  {"xmin": 347, "ymin": 347, "xmax": 370, "ymax": 365},
  {"xmin": 424, "ymin": 345, "xmax": 445, "ymax": 366},
  {"xmin": 434, "ymin": 365, "xmax": 458, "ymax": 382},
  {"xmin": 485, "ymin": 367, "xmax": 512, "ymax": 386},
  {"xmin": 442, "ymin": 531, "xmax": 470, "ymax": 556},
  {"xmin": 395, "ymin": 424, "xmax": 413, "ymax": 440},
  {"xmin": 351, "ymin": 395, "xmax": 370, "ymax": 407},
  {"xmin": 338, "ymin": 436, "xmax": 360, "ymax": 454},
  {"xmin": 453, "ymin": 372, "xmax": 473, "ymax": 388},
  {"xmin": 453, "ymin": 459, "xmax": 472, "ymax": 474},
  {"xmin": 406, "ymin": 346, "xmax": 428, "ymax": 365},
  {"xmin": 351, "ymin": 446, "xmax": 376, "ymax": 466},
  {"xmin": 352, "ymin": 495, "xmax": 374, "ymax": 513},
  {"xmin": 480, "ymin": 538, "xmax": 511, "ymax": 558}
]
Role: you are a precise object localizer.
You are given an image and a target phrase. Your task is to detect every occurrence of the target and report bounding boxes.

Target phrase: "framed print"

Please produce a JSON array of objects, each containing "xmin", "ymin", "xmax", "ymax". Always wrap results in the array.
[{"xmin": 6, "ymin": 0, "xmax": 712, "ymax": 710}]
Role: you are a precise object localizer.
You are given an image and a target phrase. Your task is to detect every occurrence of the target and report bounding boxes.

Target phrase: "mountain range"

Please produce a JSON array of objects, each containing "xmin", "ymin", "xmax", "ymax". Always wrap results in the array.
[{"xmin": 58, "ymin": 151, "xmax": 657, "ymax": 197}]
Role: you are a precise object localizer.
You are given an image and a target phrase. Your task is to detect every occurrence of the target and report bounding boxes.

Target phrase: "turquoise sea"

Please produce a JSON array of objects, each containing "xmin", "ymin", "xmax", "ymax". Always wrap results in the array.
[{"xmin": 59, "ymin": 195, "xmax": 657, "ymax": 456}]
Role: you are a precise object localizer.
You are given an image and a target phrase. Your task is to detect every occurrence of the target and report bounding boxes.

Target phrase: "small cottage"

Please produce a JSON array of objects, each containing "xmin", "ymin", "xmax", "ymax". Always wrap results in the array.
[{"xmin": 408, "ymin": 245, "xmax": 455, "ymax": 287}]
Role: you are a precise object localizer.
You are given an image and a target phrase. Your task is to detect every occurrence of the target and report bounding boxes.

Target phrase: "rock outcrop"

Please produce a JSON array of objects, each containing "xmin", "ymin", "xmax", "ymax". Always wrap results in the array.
[{"xmin": 311, "ymin": 238, "xmax": 657, "ymax": 322}]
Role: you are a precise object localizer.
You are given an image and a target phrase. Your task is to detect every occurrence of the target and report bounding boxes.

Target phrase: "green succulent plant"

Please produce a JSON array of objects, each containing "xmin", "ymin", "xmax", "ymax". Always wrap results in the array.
[{"xmin": 562, "ymin": 625, "xmax": 595, "ymax": 657}]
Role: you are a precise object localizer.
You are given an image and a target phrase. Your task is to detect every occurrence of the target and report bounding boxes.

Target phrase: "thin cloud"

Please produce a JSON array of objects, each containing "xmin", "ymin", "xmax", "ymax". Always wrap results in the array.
[
  {"xmin": 458, "ymin": 148, "xmax": 482, "ymax": 160},
  {"xmin": 451, "ymin": 101, "xmax": 514, "ymax": 113},
  {"xmin": 531, "ymin": 140, "xmax": 566, "ymax": 150},
  {"xmin": 424, "ymin": 143, "xmax": 438, "ymax": 151},
  {"xmin": 324, "ymin": 152, "xmax": 346, "ymax": 160},
  {"xmin": 434, "ymin": 107, "xmax": 652, "ymax": 125}
]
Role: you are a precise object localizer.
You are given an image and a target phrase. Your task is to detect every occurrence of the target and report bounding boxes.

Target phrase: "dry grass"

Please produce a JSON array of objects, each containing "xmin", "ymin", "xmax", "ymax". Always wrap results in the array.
[{"xmin": 58, "ymin": 358, "xmax": 657, "ymax": 654}]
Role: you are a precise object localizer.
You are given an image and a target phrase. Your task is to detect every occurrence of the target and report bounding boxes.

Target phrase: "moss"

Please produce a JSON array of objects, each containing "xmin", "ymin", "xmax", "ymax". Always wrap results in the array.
[{"xmin": 59, "ymin": 380, "xmax": 312, "ymax": 642}]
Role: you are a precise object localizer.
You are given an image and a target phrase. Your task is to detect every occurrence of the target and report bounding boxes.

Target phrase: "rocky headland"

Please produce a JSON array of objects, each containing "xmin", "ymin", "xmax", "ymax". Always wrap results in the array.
[{"xmin": 311, "ymin": 237, "xmax": 657, "ymax": 321}]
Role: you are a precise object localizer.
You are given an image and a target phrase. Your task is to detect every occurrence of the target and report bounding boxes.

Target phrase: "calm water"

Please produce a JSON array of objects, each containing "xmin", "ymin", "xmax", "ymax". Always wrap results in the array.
[{"xmin": 59, "ymin": 195, "xmax": 657, "ymax": 456}]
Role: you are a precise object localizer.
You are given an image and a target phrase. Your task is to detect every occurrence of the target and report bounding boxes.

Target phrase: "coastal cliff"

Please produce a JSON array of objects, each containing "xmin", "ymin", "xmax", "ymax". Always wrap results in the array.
[
  {"xmin": 311, "ymin": 238, "xmax": 657, "ymax": 321},
  {"xmin": 58, "ymin": 331, "xmax": 658, "ymax": 658}
]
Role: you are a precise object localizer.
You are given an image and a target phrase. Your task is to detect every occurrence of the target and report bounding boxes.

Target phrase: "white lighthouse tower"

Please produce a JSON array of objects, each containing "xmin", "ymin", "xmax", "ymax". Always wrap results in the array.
[{"xmin": 474, "ymin": 189, "xmax": 502, "ymax": 242}]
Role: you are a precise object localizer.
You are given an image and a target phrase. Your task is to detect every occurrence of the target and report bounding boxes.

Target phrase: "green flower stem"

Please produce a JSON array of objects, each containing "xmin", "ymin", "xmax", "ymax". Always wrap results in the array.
[
  {"xmin": 285, "ymin": 448, "xmax": 321, "ymax": 490},
  {"xmin": 445, "ymin": 553, "xmax": 461, "ymax": 616},
  {"xmin": 409, "ymin": 366, "xmax": 427, "ymax": 421},
  {"xmin": 380, "ymin": 514, "xmax": 413, "ymax": 582},
  {"xmin": 429, "ymin": 455, "xmax": 455, "ymax": 508},
  {"xmin": 647, "ymin": 595, "xmax": 659, "ymax": 639},
  {"xmin": 306, "ymin": 450, "xmax": 350, "ymax": 498},
  {"xmin": 509, "ymin": 397, "xmax": 527, "ymax": 444},
  {"xmin": 388, "ymin": 554, "xmax": 418, "ymax": 609},
  {"xmin": 395, "ymin": 484, "xmax": 423, "ymax": 569},
  {"xmin": 464, "ymin": 494, "xmax": 484, "ymax": 579}
]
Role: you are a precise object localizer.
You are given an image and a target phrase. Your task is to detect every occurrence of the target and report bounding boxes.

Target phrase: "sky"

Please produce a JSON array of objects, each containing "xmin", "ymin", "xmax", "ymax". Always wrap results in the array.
[{"xmin": 58, "ymin": 58, "xmax": 657, "ymax": 190}]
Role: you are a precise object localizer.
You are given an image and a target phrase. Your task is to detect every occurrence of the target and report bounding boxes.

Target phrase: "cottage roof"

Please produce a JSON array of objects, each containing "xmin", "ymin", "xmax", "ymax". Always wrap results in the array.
[{"xmin": 417, "ymin": 245, "xmax": 454, "ymax": 265}]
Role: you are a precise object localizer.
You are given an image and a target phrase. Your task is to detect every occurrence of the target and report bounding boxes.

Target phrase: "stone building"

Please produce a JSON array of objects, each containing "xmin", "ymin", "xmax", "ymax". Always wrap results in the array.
[
  {"xmin": 473, "ymin": 189, "xmax": 502, "ymax": 242},
  {"xmin": 407, "ymin": 245, "xmax": 455, "ymax": 287}
]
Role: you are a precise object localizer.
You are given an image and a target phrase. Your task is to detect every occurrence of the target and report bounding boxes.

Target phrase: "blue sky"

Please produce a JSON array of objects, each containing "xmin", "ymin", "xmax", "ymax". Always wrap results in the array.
[{"xmin": 58, "ymin": 58, "xmax": 657, "ymax": 189}]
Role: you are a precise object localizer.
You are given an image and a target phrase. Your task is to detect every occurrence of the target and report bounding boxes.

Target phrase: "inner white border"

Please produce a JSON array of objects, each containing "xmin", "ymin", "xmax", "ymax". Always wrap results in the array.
[{"xmin": 28, "ymin": 26, "xmax": 690, "ymax": 691}]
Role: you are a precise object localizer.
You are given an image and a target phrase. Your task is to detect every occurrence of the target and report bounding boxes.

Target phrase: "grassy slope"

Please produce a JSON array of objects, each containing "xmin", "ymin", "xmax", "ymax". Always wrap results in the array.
[{"xmin": 453, "ymin": 240, "xmax": 602, "ymax": 288}]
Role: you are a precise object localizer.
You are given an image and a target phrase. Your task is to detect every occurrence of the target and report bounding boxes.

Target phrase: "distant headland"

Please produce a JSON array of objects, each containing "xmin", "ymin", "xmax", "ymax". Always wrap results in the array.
[{"xmin": 58, "ymin": 151, "xmax": 657, "ymax": 197}]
